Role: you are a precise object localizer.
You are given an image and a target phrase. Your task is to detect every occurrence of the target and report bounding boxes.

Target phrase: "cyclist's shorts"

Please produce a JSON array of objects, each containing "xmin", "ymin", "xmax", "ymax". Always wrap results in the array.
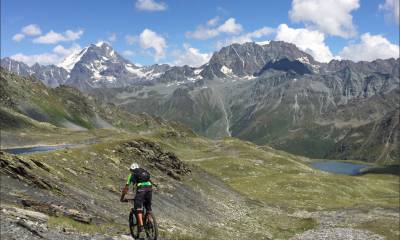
[{"xmin": 134, "ymin": 187, "xmax": 152, "ymax": 211}]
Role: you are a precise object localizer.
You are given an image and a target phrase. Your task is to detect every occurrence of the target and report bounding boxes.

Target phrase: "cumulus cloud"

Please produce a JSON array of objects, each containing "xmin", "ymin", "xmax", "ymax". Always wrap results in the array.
[
  {"xmin": 139, "ymin": 29, "xmax": 167, "ymax": 61},
  {"xmin": 289, "ymin": 0, "xmax": 359, "ymax": 38},
  {"xmin": 186, "ymin": 26, "xmax": 219, "ymax": 40},
  {"xmin": 21, "ymin": 24, "xmax": 42, "ymax": 36},
  {"xmin": 217, "ymin": 18, "xmax": 243, "ymax": 34},
  {"xmin": 379, "ymin": 0, "xmax": 399, "ymax": 24},
  {"xmin": 186, "ymin": 18, "xmax": 243, "ymax": 40},
  {"xmin": 122, "ymin": 50, "xmax": 135, "ymax": 57},
  {"xmin": 338, "ymin": 33, "xmax": 399, "ymax": 61},
  {"xmin": 33, "ymin": 29, "xmax": 84, "ymax": 44},
  {"xmin": 207, "ymin": 16, "xmax": 220, "ymax": 26},
  {"xmin": 173, "ymin": 44, "xmax": 211, "ymax": 67},
  {"xmin": 11, "ymin": 53, "xmax": 61, "ymax": 66},
  {"xmin": 217, "ymin": 27, "xmax": 274, "ymax": 48},
  {"xmin": 53, "ymin": 43, "xmax": 81, "ymax": 56},
  {"xmin": 12, "ymin": 24, "xmax": 42, "ymax": 42},
  {"xmin": 12, "ymin": 33, "xmax": 25, "ymax": 42},
  {"xmin": 135, "ymin": 0, "xmax": 167, "ymax": 11},
  {"xmin": 10, "ymin": 44, "xmax": 82, "ymax": 66},
  {"xmin": 275, "ymin": 24, "xmax": 334, "ymax": 62}
]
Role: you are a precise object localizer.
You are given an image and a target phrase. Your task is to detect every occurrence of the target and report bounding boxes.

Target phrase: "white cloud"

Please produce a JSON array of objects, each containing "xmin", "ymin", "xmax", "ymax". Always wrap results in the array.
[
  {"xmin": 338, "ymin": 33, "xmax": 399, "ymax": 61},
  {"xmin": 11, "ymin": 53, "xmax": 61, "ymax": 66},
  {"xmin": 12, "ymin": 33, "xmax": 25, "ymax": 42},
  {"xmin": 122, "ymin": 50, "xmax": 135, "ymax": 57},
  {"xmin": 379, "ymin": 0, "xmax": 399, "ymax": 24},
  {"xmin": 139, "ymin": 29, "xmax": 167, "ymax": 61},
  {"xmin": 186, "ymin": 18, "xmax": 243, "ymax": 40},
  {"xmin": 53, "ymin": 44, "xmax": 82, "ymax": 56},
  {"xmin": 125, "ymin": 35, "xmax": 138, "ymax": 45},
  {"xmin": 10, "ymin": 44, "xmax": 82, "ymax": 66},
  {"xmin": 33, "ymin": 29, "xmax": 84, "ymax": 44},
  {"xmin": 135, "ymin": 0, "xmax": 167, "ymax": 11},
  {"xmin": 108, "ymin": 33, "xmax": 117, "ymax": 42},
  {"xmin": 217, "ymin": 27, "xmax": 274, "ymax": 48},
  {"xmin": 21, "ymin": 24, "xmax": 42, "ymax": 36},
  {"xmin": 173, "ymin": 44, "xmax": 211, "ymax": 67},
  {"xmin": 217, "ymin": 18, "xmax": 243, "ymax": 34},
  {"xmin": 207, "ymin": 16, "xmax": 220, "ymax": 26},
  {"xmin": 275, "ymin": 24, "xmax": 334, "ymax": 62},
  {"xmin": 289, "ymin": 0, "xmax": 359, "ymax": 38},
  {"xmin": 186, "ymin": 25, "xmax": 219, "ymax": 40}
]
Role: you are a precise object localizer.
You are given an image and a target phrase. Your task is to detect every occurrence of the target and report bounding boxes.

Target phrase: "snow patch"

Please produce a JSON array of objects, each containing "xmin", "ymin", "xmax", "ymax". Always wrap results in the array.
[
  {"xmin": 293, "ymin": 94, "xmax": 300, "ymax": 111},
  {"xmin": 105, "ymin": 76, "xmax": 116, "ymax": 82},
  {"xmin": 297, "ymin": 56, "xmax": 320, "ymax": 71},
  {"xmin": 297, "ymin": 56, "xmax": 310, "ymax": 64},
  {"xmin": 95, "ymin": 41, "xmax": 107, "ymax": 47},
  {"xmin": 166, "ymin": 81, "xmax": 185, "ymax": 87},
  {"xmin": 58, "ymin": 47, "xmax": 88, "ymax": 72},
  {"xmin": 194, "ymin": 68, "xmax": 203, "ymax": 75},
  {"xmin": 125, "ymin": 65, "xmax": 146, "ymax": 77},
  {"xmin": 243, "ymin": 75, "xmax": 256, "ymax": 80},
  {"xmin": 256, "ymin": 40, "xmax": 270, "ymax": 46},
  {"xmin": 220, "ymin": 65, "xmax": 233, "ymax": 75}
]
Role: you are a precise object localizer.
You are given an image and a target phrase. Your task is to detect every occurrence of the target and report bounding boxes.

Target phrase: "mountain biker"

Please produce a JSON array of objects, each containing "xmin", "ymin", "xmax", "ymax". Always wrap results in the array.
[{"xmin": 120, "ymin": 163, "xmax": 153, "ymax": 238}]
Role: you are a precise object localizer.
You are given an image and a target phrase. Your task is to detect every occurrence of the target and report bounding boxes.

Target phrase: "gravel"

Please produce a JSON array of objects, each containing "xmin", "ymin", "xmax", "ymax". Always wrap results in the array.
[{"xmin": 290, "ymin": 227, "xmax": 385, "ymax": 240}]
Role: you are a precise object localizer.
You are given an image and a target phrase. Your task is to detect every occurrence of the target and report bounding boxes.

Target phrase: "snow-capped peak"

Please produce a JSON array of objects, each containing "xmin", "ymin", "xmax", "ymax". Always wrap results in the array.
[
  {"xmin": 57, "ymin": 47, "xmax": 88, "ymax": 72},
  {"xmin": 95, "ymin": 41, "xmax": 108, "ymax": 47}
]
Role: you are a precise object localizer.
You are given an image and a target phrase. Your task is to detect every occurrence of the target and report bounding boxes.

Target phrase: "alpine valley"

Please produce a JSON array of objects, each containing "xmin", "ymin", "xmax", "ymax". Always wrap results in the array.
[{"xmin": 2, "ymin": 41, "xmax": 399, "ymax": 163}]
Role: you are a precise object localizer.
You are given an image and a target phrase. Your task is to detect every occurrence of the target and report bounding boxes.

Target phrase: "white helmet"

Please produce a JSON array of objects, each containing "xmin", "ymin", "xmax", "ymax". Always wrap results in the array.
[{"xmin": 130, "ymin": 163, "xmax": 139, "ymax": 170}]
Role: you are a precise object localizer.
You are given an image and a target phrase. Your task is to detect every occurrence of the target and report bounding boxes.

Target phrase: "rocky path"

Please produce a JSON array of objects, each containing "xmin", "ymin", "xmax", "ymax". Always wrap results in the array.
[
  {"xmin": 290, "ymin": 228, "xmax": 384, "ymax": 240},
  {"xmin": 0, "ymin": 206, "xmax": 152, "ymax": 240},
  {"xmin": 288, "ymin": 208, "xmax": 398, "ymax": 240}
]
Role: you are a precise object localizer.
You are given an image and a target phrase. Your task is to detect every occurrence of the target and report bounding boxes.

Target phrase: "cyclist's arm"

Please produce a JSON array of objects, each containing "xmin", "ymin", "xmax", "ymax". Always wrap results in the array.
[{"xmin": 120, "ymin": 173, "xmax": 134, "ymax": 202}]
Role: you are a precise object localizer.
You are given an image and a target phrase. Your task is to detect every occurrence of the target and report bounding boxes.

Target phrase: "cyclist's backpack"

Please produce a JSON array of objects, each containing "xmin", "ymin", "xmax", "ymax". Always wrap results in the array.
[{"xmin": 134, "ymin": 168, "xmax": 151, "ymax": 182}]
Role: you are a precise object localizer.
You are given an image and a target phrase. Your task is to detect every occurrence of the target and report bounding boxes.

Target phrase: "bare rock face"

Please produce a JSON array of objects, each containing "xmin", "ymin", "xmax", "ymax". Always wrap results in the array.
[
  {"xmin": 0, "ymin": 151, "xmax": 57, "ymax": 190},
  {"xmin": 118, "ymin": 140, "xmax": 191, "ymax": 180}
]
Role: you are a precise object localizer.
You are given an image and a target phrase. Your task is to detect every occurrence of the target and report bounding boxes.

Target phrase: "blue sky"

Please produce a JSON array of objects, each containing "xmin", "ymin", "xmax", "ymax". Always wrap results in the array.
[{"xmin": 1, "ymin": 0, "xmax": 399, "ymax": 67}]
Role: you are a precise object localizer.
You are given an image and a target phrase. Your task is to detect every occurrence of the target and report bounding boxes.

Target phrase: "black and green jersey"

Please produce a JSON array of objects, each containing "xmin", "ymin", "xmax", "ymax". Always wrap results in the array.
[{"xmin": 126, "ymin": 168, "xmax": 152, "ymax": 188}]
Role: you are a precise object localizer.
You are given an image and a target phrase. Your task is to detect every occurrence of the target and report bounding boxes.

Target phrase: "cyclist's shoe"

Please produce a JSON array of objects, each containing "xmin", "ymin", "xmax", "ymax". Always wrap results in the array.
[{"xmin": 137, "ymin": 230, "xmax": 146, "ymax": 240}]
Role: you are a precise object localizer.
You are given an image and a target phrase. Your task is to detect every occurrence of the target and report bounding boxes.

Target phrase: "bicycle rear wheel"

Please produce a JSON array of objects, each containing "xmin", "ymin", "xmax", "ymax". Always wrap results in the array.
[
  {"xmin": 145, "ymin": 213, "xmax": 158, "ymax": 240},
  {"xmin": 129, "ymin": 209, "xmax": 138, "ymax": 239}
]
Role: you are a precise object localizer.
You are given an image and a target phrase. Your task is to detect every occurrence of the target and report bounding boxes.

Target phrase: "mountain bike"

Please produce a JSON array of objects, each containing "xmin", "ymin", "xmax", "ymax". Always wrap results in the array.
[{"xmin": 126, "ymin": 198, "xmax": 158, "ymax": 240}]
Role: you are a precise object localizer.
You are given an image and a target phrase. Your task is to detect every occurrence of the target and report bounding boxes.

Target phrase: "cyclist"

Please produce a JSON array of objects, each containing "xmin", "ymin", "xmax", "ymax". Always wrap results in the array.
[{"xmin": 120, "ymin": 163, "xmax": 153, "ymax": 238}]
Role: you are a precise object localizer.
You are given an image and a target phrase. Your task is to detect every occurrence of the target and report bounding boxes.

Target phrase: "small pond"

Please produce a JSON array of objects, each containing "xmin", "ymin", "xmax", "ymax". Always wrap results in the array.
[
  {"xmin": 3, "ymin": 144, "xmax": 75, "ymax": 155},
  {"xmin": 311, "ymin": 161, "xmax": 370, "ymax": 175}
]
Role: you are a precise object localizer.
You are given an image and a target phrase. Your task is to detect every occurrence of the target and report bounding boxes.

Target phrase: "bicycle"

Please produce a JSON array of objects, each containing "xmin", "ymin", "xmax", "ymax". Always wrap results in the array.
[{"xmin": 126, "ymin": 198, "xmax": 158, "ymax": 240}]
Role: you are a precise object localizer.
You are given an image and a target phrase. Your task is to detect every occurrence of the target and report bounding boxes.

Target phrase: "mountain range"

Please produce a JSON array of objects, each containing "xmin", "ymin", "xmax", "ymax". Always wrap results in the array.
[{"xmin": 2, "ymin": 41, "xmax": 399, "ymax": 163}]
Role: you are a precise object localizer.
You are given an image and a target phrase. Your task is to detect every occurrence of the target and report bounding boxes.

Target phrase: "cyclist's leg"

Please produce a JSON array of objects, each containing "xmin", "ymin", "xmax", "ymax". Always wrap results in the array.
[
  {"xmin": 144, "ymin": 189, "xmax": 153, "ymax": 221},
  {"xmin": 134, "ymin": 190, "xmax": 145, "ymax": 232}
]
